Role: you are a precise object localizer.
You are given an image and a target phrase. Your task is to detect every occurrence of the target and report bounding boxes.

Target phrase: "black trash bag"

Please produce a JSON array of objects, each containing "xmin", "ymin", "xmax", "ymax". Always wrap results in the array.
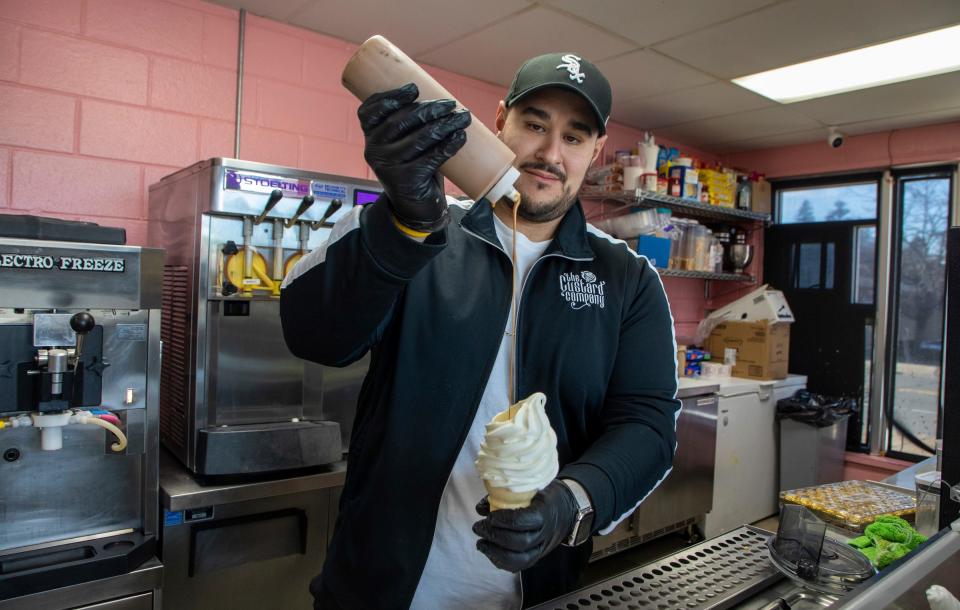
[{"xmin": 776, "ymin": 390, "xmax": 858, "ymax": 427}]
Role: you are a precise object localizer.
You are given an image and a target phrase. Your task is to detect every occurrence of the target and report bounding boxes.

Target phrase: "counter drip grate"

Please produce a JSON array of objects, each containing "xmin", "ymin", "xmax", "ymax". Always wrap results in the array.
[{"xmin": 533, "ymin": 525, "xmax": 783, "ymax": 610}]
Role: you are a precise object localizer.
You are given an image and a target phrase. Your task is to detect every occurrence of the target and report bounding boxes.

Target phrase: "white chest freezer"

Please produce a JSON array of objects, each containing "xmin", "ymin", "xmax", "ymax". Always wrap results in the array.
[{"xmin": 701, "ymin": 374, "xmax": 806, "ymax": 538}]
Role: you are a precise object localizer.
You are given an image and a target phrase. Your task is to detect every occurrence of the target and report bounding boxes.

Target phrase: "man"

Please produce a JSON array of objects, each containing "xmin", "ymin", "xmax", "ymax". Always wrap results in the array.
[{"xmin": 281, "ymin": 52, "xmax": 680, "ymax": 609}]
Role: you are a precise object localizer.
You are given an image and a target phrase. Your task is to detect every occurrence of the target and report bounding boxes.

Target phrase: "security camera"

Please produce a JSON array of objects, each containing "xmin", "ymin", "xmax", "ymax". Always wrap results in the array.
[{"xmin": 828, "ymin": 128, "xmax": 844, "ymax": 148}]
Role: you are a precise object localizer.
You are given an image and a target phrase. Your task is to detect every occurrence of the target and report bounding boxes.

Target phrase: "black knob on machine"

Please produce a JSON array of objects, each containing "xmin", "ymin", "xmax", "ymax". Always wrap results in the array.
[{"xmin": 70, "ymin": 312, "xmax": 95, "ymax": 335}]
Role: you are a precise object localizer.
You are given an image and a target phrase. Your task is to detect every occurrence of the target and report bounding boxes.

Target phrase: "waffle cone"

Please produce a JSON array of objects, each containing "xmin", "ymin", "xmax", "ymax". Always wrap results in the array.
[{"xmin": 484, "ymin": 480, "xmax": 537, "ymax": 511}]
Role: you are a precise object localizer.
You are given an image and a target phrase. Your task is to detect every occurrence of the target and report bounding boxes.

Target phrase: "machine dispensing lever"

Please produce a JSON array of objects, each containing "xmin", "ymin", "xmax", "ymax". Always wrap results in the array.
[
  {"xmin": 285, "ymin": 195, "xmax": 315, "ymax": 228},
  {"xmin": 253, "ymin": 189, "xmax": 283, "ymax": 225},
  {"xmin": 70, "ymin": 311, "xmax": 95, "ymax": 362},
  {"xmin": 309, "ymin": 199, "xmax": 343, "ymax": 229}
]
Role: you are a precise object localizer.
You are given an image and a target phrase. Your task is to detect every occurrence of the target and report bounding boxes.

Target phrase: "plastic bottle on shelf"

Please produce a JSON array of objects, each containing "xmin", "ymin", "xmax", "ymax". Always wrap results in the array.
[
  {"xmin": 710, "ymin": 232, "xmax": 724, "ymax": 273},
  {"xmin": 669, "ymin": 219, "xmax": 686, "ymax": 270},
  {"xmin": 693, "ymin": 224, "xmax": 711, "ymax": 271}
]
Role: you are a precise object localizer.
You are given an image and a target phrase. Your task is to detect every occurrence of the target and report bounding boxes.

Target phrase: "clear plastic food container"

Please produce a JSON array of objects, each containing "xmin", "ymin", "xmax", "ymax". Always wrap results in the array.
[{"xmin": 779, "ymin": 480, "xmax": 917, "ymax": 533}]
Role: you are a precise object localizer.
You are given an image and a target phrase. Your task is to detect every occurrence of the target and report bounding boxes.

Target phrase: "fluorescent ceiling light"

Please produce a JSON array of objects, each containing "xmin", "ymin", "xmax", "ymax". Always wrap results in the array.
[{"xmin": 732, "ymin": 24, "xmax": 960, "ymax": 103}]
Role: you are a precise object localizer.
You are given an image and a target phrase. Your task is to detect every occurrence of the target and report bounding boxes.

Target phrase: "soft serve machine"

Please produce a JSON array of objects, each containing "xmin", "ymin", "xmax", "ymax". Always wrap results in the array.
[
  {"xmin": 0, "ymin": 216, "xmax": 162, "ymax": 608},
  {"xmin": 148, "ymin": 158, "xmax": 380, "ymax": 476}
]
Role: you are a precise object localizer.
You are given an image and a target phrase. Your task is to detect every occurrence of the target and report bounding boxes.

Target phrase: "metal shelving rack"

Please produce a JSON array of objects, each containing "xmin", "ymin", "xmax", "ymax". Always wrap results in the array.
[
  {"xmin": 581, "ymin": 187, "xmax": 771, "ymax": 224},
  {"xmin": 659, "ymin": 269, "xmax": 754, "ymax": 282},
  {"xmin": 582, "ymin": 187, "xmax": 768, "ymax": 284}
]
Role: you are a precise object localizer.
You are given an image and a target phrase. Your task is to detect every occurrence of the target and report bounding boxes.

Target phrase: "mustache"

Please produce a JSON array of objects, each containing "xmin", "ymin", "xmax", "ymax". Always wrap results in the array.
[{"xmin": 520, "ymin": 161, "xmax": 566, "ymax": 183}]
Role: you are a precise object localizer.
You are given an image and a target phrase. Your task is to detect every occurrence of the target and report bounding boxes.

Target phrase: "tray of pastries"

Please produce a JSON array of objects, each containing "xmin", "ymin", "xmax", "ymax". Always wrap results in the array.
[{"xmin": 779, "ymin": 480, "xmax": 916, "ymax": 533}]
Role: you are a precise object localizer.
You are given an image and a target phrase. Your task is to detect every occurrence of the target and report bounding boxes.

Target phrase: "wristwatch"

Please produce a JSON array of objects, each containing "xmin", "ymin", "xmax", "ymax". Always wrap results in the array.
[{"xmin": 559, "ymin": 479, "xmax": 595, "ymax": 547}]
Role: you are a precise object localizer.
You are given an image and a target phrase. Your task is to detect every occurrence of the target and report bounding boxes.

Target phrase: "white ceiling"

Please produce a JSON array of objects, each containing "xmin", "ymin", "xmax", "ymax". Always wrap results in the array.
[{"xmin": 211, "ymin": 0, "xmax": 960, "ymax": 154}]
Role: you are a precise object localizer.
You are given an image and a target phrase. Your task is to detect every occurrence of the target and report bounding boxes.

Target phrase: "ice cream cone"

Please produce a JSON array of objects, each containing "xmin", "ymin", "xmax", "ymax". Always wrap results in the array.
[
  {"xmin": 476, "ymin": 392, "xmax": 558, "ymax": 511},
  {"xmin": 484, "ymin": 480, "xmax": 537, "ymax": 511}
]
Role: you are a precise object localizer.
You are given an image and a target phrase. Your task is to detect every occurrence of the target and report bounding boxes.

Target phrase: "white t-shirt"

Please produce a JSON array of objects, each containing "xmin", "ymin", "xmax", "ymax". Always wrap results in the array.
[{"xmin": 409, "ymin": 213, "xmax": 551, "ymax": 610}]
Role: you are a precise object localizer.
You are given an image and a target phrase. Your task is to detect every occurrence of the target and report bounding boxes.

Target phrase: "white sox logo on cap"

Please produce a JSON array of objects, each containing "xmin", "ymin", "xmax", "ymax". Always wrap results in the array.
[{"xmin": 556, "ymin": 54, "xmax": 585, "ymax": 84}]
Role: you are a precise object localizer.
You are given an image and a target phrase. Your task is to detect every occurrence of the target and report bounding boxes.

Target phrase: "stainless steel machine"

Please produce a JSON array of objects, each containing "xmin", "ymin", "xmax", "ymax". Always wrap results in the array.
[
  {"xmin": 591, "ymin": 385, "xmax": 718, "ymax": 560},
  {"xmin": 148, "ymin": 158, "xmax": 380, "ymax": 476},
  {"xmin": 0, "ymin": 216, "xmax": 162, "ymax": 608}
]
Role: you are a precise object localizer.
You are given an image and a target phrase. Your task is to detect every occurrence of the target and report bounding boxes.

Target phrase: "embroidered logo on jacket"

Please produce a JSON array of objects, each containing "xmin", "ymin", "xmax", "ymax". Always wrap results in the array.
[
  {"xmin": 556, "ymin": 54, "xmax": 586, "ymax": 84},
  {"xmin": 559, "ymin": 271, "xmax": 605, "ymax": 309}
]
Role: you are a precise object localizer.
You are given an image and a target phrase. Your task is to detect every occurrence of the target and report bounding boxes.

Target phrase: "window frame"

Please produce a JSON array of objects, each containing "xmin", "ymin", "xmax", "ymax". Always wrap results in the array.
[
  {"xmin": 774, "ymin": 172, "xmax": 883, "ymax": 225},
  {"xmin": 884, "ymin": 165, "xmax": 955, "ymax": 461}
]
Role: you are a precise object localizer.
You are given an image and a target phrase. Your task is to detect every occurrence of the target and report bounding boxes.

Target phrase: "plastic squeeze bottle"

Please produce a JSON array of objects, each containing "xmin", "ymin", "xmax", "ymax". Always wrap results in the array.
[{"xmin": 341, "ymin": 35, "xmax": 521, "ymax": 206}]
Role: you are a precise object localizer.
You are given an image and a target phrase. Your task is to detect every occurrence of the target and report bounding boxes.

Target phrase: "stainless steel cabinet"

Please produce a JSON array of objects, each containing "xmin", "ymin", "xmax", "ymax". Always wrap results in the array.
[
  {"xmin": 592, "ymin": 387, "xmax": 718, "ymax": 559},
  {"xmin": 77, "ymin": 593, "xmax": 153, "ymax": 610},
  {"xmin": 159, "ymin": 452, "xmax": 345, "ymax": 610}
]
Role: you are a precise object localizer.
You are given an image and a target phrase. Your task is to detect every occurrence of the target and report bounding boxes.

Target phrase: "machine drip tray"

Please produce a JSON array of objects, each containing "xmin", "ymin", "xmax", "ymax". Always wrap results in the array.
[
  {"xmin": 197, "ymin": 420, "xmax": 342, "ymax": 476},
  {"xmin": 0, "ymin": 531, "xmax": 155, "ymax": 600}
]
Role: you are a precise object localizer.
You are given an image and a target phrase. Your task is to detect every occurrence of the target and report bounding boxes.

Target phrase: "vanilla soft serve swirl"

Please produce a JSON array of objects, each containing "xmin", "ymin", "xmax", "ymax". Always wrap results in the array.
[{"xmin": 475, "ymin": 392, "xmax": 559, "ymax": 493}]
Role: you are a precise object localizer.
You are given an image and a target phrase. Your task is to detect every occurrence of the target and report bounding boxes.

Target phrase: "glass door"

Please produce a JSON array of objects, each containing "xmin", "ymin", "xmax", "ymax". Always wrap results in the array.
[
  {"xmin": 886, "ymin": 169, "xmax": 954, "ymax": 459},
  {"xmin": 767, "ymin": 175, "xmax": 880, "ymax": 452}
]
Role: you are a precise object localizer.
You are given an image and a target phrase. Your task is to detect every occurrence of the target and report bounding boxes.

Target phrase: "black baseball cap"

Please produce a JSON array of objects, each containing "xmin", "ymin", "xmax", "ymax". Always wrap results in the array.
[{"xmin": 505, "ymin": 52, "xmax": 612, "ymax": 136}]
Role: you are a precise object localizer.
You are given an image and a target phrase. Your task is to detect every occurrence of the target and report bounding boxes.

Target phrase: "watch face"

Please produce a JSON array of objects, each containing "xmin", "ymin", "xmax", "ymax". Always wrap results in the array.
[{"xmin": 576, "ymin": 512, "xmax": 595, "ymax": 545}]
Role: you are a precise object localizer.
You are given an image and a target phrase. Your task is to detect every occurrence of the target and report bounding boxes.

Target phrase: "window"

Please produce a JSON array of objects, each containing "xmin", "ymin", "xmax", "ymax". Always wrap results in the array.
[
  {"xmin": 792, "ymin": 241, "xmax": 836, "ymax": 290},
  {"xmin": 889, "ymin": 176, "xmax": 950, "ymax": 456},
  {"xmin": 778, "ymin": 182, "xmax": 878, "ymax": 224},
  {"xmin": 797, "ymin": 243, "xmax": 821, "ymax": 288},
  {"xmin": 853, "ymin": 226, "xmax": 876, "ymax": 304}
]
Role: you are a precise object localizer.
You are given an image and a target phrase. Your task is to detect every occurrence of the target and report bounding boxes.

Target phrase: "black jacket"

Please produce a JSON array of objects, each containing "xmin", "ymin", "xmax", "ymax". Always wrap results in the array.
[{"xmin": 280, "ymin": 196, "xmax": 680, "ymax": 609}]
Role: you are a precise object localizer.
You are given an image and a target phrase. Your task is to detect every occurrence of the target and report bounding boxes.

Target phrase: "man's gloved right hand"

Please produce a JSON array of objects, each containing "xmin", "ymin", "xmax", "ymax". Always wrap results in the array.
[{"xmin": 358, "ymin": 83, "xmax": 471, "ymax": 233}]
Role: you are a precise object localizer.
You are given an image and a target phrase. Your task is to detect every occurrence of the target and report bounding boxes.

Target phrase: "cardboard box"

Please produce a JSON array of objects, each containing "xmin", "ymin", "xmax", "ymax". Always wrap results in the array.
[
  {"xmin": 706, "ymin": 284, "xmax": 795, "ymax": 324},
  {"xmin": 706, "ymin": 320, "xmax": 790, "ymax": 380}
]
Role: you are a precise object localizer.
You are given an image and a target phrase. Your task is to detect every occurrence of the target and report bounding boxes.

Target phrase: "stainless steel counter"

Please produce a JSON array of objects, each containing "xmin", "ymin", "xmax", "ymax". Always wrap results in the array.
[
  {"xmin": 882, "ymin": 454, "xmax": 936, "ymax": 489},
  {"xmin": 160, "ymin": 450, "xmax": 345, "ymax": 511},
  {"xmin": 0, "ymin": 558, "xmax": 162, "ymax": 610}
]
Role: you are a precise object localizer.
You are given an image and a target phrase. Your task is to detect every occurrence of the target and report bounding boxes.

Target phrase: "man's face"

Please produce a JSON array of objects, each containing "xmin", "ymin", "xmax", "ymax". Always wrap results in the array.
[{"xmin": 496, "ymin": 88, "xmax": 607, "ymax": 223}]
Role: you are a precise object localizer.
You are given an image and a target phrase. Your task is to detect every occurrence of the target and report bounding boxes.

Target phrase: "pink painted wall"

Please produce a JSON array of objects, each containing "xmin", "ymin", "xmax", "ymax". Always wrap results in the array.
[
  {"xmin": 716, "ymin": 117, "xmax": 960, "ymax": 342},
  {"xmin": 723, "ymin": 120, "xmax": 960, "ymax": 179},
  {"xmin": 0, "ymin": 0, "xmax": 728, "ymax": 341}
]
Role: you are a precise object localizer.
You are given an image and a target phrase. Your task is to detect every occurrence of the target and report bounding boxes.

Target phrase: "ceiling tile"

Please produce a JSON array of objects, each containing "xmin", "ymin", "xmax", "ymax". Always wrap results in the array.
[
  {"xmin": 838, "ymin": 107, "xmax": 960, "ymax": 136},
  {"xmin": 714, "ymin": 128, "xmax": 827, "ymax": 153},
  {"xmin": 716, "ymin": 107, "xmax": 960, "ymax": 153},
  {"xmin": 654, "ymin": 0, "xmax": 960, "ymax": 79},
  {"xmin": 284, "ymin": 0, "xmax": 530, "ymax": 55},
  {"xmin": 210, "ymin": 0, "xmax": 311, "ymax": 22},
  {"xmin": 655, "ymin": 106, "xmax": 823, "ymax": 149},
  {"xmin": 546, "ymin": 0, "xmax": 781, "ymax": 46},
  {"xmin": 788, "ymin": 70, "xmax": 960, "ymax": 126},
  {"xmin": 417, "ymin": 6, "xmax": 636, "ymax": 86},
  {"xmin": 597, "ymin": 50, "xmax": 714, "ymax": 102},
  {"xmin": 612, "ymin": 81, "xmax": 775, "ymax": 129}
]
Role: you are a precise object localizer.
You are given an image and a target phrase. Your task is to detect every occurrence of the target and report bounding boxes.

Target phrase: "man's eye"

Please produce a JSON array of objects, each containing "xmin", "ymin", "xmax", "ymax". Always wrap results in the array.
[
  {"xmin": 527, "ymin": 123, "xmax": 546, "ymax": 133},
  {"xmin": 565, "ymin": 135, "xmax": 582, "ymax": 145}
]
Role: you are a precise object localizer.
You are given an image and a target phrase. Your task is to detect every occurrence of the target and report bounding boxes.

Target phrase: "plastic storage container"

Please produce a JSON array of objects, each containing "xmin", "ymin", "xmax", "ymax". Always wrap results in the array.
[{"xmin": 779, "ymin": 480, "xmax": 917, "ymax": 533}]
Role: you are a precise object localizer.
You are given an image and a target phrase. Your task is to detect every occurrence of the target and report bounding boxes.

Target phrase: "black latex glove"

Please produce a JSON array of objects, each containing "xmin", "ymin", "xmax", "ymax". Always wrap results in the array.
[
  {"xmin": 358, "ymin": 83, "xmax": 471, "ymax": 233},
  {"xmin": 472, "ymin": 480, "xmax": 579, "ymax": 572}
]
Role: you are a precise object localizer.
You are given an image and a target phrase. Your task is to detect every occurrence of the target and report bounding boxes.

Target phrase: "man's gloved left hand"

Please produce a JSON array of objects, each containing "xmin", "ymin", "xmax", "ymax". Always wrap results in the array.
[{"xmin": 472, "ymin": 480, "xmax": 578, "ymax": 572}]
